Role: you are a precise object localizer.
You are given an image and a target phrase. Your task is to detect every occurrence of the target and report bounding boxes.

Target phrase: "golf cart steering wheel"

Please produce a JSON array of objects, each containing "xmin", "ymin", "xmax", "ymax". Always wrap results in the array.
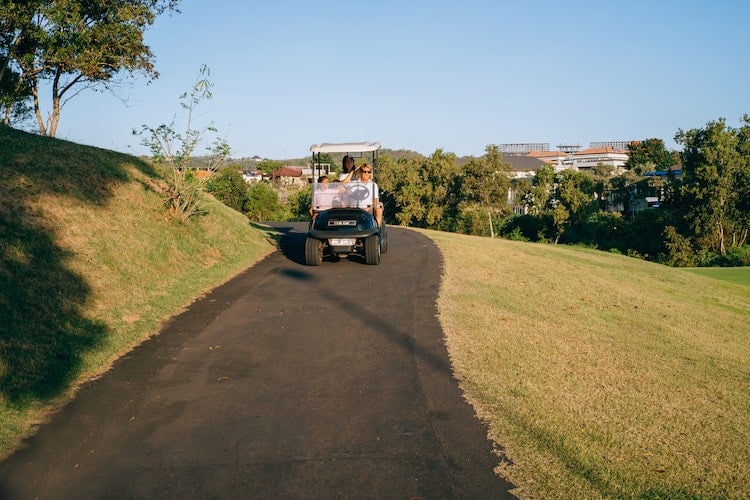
[{"xmin": 345, "ymin": 183, "xmax": 371, "ymax": 201}]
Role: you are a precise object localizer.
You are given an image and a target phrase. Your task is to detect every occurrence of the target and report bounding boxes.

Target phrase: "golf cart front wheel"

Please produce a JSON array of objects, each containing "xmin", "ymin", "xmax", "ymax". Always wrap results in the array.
[
  {"xmin": 364, "ymin": 234, "xmax": 381, "ymax": 265},
  {"xmin": 305, "ymin": 237, "xmax": 322, "ymax": 266}
]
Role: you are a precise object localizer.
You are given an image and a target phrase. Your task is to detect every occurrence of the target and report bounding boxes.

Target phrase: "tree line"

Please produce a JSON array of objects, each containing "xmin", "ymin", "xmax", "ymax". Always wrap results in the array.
[
  {"xmin": 371, "ymin": 118, "xmax": 749, "ymax": 267},
  {"xmin": 210, "ymin": 116, "xmax": 748, "ymax": 268}
]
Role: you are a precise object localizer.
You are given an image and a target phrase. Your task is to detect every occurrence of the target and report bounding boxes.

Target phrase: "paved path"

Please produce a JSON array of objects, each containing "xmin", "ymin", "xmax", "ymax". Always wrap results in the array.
[{"xmin": 0, "ymin": 224, "xmax": 513, "ymax": 499}]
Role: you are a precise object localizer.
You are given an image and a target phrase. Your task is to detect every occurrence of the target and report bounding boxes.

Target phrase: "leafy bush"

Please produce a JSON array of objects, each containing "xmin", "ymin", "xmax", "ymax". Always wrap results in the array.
[
  {"xmin": 286, "ymin": 185, "xmax": 312, "ymax": 222},
  {"xmin": 245, "ymin": 182, "xmax": 286, "ymax": 222},
  {"xmin": 564, "ymin": 211, "xmax": 625, "ymax": 251},
  {"xmin": 697, "ymin": 245, "xmax": 750, "ymax": 267},
  {"xmin": 721, "ymin": 245, "xmax": 750, "ymax": 266},
  {"xmin": 205, "ymin": 168, "xmax": 248, "ymax": 212},
  {"xmin": 505, "ymin": 227, "xmax": 529, "ymax": 242},
  {"xmin": 624, "ymin": 209, "xmax": 678, "ymax": 261},
  {"xmin": 500, "ymin": 214, "xmax": 551, "ymax": 242},
  {"xmin": 664, "ymin": 225, "xmax": 696, "ymax": 267}
]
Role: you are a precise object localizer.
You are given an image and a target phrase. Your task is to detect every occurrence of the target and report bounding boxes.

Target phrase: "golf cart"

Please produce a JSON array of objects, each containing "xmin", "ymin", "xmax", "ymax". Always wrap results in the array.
[{"xmin": 305, "ymin": 141, "xmax": 388, "ymax": 265}]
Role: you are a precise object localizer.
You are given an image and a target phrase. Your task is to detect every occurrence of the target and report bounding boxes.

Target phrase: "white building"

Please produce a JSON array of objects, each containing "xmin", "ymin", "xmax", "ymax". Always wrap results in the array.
[
  {"xmin": 527, "ymin": 147, "xmax": 629, "ymax": 173},
  {"xmin": 564, "ymin": 147, "xmax": 629, "ymax": 172}
]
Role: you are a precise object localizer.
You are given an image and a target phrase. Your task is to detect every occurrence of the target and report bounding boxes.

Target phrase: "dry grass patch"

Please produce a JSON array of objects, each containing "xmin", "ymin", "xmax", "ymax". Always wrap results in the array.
[{"xmin": 420, "ymin": 229, "xmax": 750, "ymax": 498}]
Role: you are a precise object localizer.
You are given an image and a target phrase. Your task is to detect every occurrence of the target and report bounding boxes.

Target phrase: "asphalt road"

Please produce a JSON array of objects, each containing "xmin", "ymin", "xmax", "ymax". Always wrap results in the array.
[{"xmin": 0, "ymin": 223, "xmax": 514, "ymax": 499}]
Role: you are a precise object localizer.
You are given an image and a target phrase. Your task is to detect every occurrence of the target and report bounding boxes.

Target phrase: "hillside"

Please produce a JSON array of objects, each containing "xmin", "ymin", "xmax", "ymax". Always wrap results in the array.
[
  {"xmin": 0, "ymin": 125, "xmax": 275, "ymax": 456},
  {"xmin": 423, "ymin": 229, "xmax": 750, "ymax": 498}
]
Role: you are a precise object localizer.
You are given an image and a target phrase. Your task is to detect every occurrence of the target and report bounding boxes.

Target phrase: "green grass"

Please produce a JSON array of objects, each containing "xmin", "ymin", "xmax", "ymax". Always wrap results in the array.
[
  {"xmin": 0, "ymin": 125, "xmax": 275, "ymax": 458},
  {"xmin": 686, "ymin": 266, "xmax": 750, "ymax": 287},
  {"xmin": 420, "ymin": 229, "xmax": 750, "ymax": 499}
]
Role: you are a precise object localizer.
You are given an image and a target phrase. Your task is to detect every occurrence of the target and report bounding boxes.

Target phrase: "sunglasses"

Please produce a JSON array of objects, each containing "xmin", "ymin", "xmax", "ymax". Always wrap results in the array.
[{"xmin": 360, "ymin": 170, "xmax": 372, "ymax": 173}]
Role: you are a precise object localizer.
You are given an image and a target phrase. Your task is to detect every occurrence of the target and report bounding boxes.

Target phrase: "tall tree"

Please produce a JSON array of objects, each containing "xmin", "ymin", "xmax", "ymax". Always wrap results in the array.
[
  {"xmin": 556, "ymin": 169, "xmax": 597, "ymax": 221},
  {"xmin": 625, "ymin": 138, "xmax": 679, "ymax": 175},
  {"xmin": 675, "ymin": 116, "xmax": 750, "ymax": 254},
  {"xmin": 459, "ymin": 145, "xmax": 511, "ymax": 237},
  {"xmin": 378, "ymin": 150, "xmax": 460, "ymax": 229},
  {"xmin": 2, "ymin": 0, "xmax": 179, "ymax": 136},
  {"xmin": 526, "ymin": 163, "xmax": 555, "ymax": 215},
  {"xmin": 0, "ymin": 1, "xmax": 38, "ymax": 122}
]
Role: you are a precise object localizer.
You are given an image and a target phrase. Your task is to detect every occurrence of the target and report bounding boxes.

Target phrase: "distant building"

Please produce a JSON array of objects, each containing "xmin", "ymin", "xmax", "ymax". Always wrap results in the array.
[
  {"xmin": 556, "ymin": 144, "xmax": 581, "ymax": 154},
  {"xmin": 304, "ymin": 163, "xmax": 331, "ymax": 178},
  {"xmin": 564, "ymin": 147, "xmax": 629, "ymax": 172},
  {"xmin": 502, "ymin": 154, "xmax": 548, "ymax": 179},
  {"xmin": 590, "ymin": 140, "xmax": 638, "ymax": 150},
  {"xmin": 527, "ymin": 150, "xmax": 570, "ymax": 171},
  {"xmin": 496, "ymin": 143, "xmax": 550, "ymax": 154},
  {"xmin": 270, "ymin": 166, "xmax": 304, "ymax": 185},
  {"xmin": 242, "ymin": 170, "xmax": 261, "ymax": 183}
]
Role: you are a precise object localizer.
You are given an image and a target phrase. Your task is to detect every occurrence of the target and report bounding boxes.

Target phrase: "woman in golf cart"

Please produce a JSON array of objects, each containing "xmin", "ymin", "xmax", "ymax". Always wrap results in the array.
[
  {"xmin": 339, "ymin": 155, "xmax": 360, "ymax": 182},
  {"xmin": 357, "ymin": 163, "xmax": 383, "ymax": 226}
]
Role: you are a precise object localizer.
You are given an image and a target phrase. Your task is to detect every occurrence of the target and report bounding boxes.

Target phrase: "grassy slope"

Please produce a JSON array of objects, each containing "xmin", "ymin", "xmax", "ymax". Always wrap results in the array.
[
  {"xmin": 0, "ymin": 126, "xmax": 275, "ymax": 458},
  {"xmin": 420, "ymin": 229, "xmax": 750, "ymax": 499}
]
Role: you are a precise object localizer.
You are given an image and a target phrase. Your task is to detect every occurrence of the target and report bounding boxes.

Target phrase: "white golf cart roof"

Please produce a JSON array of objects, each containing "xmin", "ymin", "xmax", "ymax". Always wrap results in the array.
[{"xmin": 310, "ymin": 141, "xmax": 381, "ymax": 154}]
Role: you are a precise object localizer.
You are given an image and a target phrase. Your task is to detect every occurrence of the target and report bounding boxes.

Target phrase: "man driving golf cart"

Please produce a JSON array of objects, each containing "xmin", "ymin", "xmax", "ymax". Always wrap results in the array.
[{"xmin": 305, "ymin": 141, "xmax": 387, "ymax": 266}]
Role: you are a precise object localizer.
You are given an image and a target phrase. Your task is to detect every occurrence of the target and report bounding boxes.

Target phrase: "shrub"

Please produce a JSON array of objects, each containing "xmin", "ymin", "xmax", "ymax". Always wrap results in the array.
[
  {"xmin": 500, "ymin": 215, "xmax": 550, "ymax": 242},
  {"xmin": 205, "ymin": 168, "xmax": 247, "ymax": 212},
  {"xmin": 664, "ymin": 226, "xmax": 695, "ymax": 267},
  {"xmin": 286, "ymin": 185, "xmax": 312, "ymax": 222},
  {"xmin": 244, "ymin": 182, "xmax": 286, "ymax": 222}
]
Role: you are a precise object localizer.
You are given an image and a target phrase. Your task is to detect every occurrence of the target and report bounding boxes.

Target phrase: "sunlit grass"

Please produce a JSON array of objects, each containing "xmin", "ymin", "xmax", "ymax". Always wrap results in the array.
[
  {"xmin": 421, "ymin": 229, "xmax": 750, "ymax": 498},
  {"xmin": 687, "ymin": 266, "xmax": 750, "ymax": 287}
]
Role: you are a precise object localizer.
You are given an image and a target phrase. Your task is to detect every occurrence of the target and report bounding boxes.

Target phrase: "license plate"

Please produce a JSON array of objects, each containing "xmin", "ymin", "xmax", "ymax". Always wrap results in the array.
[
  {"xmin": 329, "ymin": 238, "xmax": 355, "ymax": 246},
  {"xmin": 329, "ymin": 220, "xmax": 356, "ymax": 226}
]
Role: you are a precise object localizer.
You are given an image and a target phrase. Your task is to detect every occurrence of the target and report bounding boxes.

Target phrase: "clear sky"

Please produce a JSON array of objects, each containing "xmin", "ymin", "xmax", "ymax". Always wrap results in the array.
[{"xmin": 48, "ymin": 0, "xmax": 750, "ymax": 160}]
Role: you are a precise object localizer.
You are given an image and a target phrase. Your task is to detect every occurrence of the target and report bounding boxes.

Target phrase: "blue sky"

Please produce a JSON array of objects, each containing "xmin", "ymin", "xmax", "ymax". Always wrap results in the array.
[{"xmin": 50, "ymin": 0, "xmax": 750, "ymax": 159}]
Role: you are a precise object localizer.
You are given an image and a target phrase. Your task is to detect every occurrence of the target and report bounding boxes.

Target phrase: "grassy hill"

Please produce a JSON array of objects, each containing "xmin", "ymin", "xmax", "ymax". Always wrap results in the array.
[
  {"xmin": 0, "ymin": 126, "xmax": 276, "ymax": 457},
  {"xmin": 423, "ymin": 229, "xmax": 750, "ymax": 498}
]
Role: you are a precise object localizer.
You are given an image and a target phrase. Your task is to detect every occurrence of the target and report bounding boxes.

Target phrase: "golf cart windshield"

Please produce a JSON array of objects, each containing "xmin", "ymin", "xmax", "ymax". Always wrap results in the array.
[
  {"xmin": 309, "ymin": 141, "xmax": 381, "ymax": 214},
  {"xmin": 312, "ymin": 181, "xmax": 376, "ymax": 211}
]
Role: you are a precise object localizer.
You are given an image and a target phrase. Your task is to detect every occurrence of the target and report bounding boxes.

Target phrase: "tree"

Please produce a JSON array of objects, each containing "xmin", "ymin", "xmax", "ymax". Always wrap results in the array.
[
  {"xmin": 554, "ymin": 169, "xmax": 598, "ymax": 243},
  {"xmin": 556, "ymin": 170, "xmax": 596, "ymax": 219},
  {"xmin": 286, "ymin": 185, "xmax": 312, "ymax": 221},
  {"xmin": 525, "ymin": 163, "xmax": 555, "ymax": 215},
  {"xmin": 625, "ymin": 138, "xmax": 679, "ymax": 175},
  {"xmin": 1, "ymin": 0, "xmax": 179, "ymax": 136},
  {"xmin": 459, "ymin": 145, "xmax": 511, "ymax": 237},
  {"xmin": 591, "ymin": 163, "xmax": 615, "ymax": 209},
  {"xmin": 256, "ymin": 159, "xmax": 283, "ymax": 175},
  {"xmin": 134, "ymin": 65, "xmax": 230, "ymax": 221},
  {"xmin": 675, "ymin": 116, "xmax": 750, "ymax": 255},
  {"xmin": 205, "ymin": 167, "xmax": 247, "ymax": 212},
  {"xmin": 0, "ymin": 1, "xmax": 37, "ymax": 123},
  {"xmin": 377, "ymin": 149, "xmax": 460, "ymax": 230},
  {"xmin": 245, "ymin": 182, "xmax": 286, "ymax": 222},
  {"xmin": 0, "ymin": 66, "xmax": 32, "ymax": 125},
  {"xmin": 550, "ymin": 204, "xmax": 570, "ymax": 244}
]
